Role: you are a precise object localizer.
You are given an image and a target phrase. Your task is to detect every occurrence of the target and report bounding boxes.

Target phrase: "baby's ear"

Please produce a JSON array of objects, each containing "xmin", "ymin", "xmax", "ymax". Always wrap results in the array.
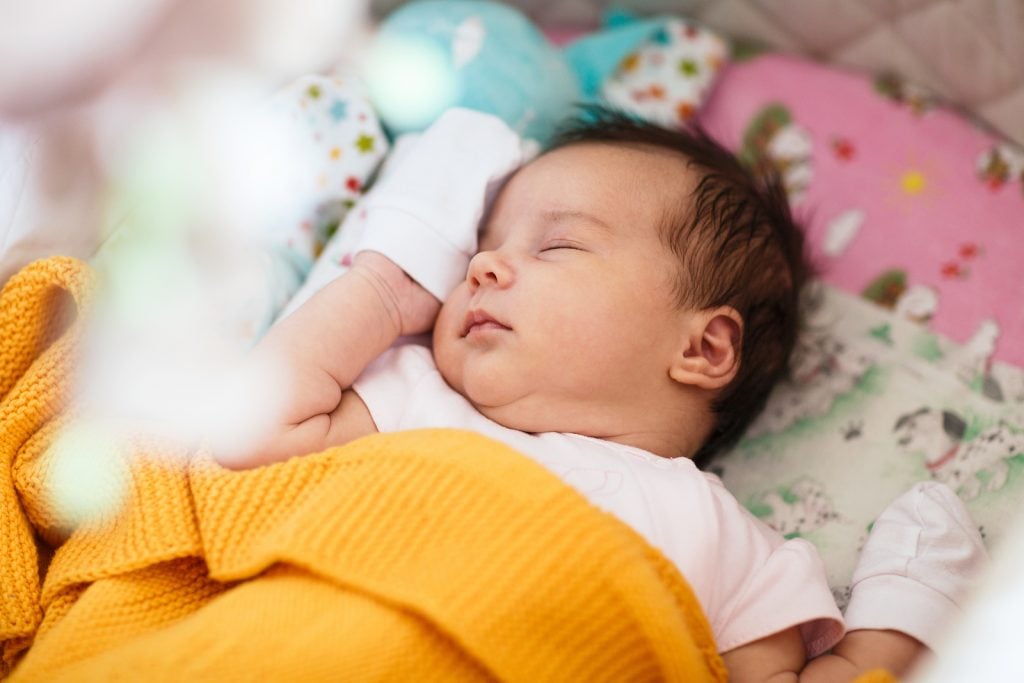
[{"xmin": 669, "ymin": 306, "xmax": 742, "ymax": 391}]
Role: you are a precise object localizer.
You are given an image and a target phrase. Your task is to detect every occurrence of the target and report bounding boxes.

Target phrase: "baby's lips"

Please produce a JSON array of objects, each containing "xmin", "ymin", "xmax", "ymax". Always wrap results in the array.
[{"xmin": 462, "ymin": 308, "xmax": 511, "ymax": 336}]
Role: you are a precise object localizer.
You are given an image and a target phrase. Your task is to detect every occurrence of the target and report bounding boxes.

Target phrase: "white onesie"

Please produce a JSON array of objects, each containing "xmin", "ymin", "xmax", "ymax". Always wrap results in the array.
[{"xmin": 354, "ymin": 342, "xmax": 844, "ymax": 657}]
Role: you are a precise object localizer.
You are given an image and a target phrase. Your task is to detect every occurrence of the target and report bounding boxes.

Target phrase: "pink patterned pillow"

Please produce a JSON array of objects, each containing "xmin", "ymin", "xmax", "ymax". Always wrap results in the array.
[{"xmin": 697, "ymin": 54, "xmax": 1024, "ymax": 371}]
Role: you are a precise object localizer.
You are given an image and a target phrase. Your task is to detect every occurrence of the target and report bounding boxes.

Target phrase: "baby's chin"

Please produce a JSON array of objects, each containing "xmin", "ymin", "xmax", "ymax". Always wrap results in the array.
[
  {"xmin": 472, "ymin": 400, "xmax": 537, "ymax": 431},
  {"xmin": 463, "ymin": 382, "xmax": 575, "ymax": 435},
  {"xmin": 436, "ymin": 359, "xmax": 544, "ymax": 432}
]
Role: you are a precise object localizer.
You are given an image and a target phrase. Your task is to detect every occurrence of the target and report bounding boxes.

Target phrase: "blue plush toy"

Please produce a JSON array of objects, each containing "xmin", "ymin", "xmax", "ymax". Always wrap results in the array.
[{"xmin": 365, "ymin": 0, "xmax": 580, "ymax": 144}]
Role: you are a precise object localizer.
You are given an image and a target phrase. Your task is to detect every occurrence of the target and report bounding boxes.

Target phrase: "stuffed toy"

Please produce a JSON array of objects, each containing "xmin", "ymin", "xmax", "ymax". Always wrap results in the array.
[
  {"xmin": 365, "ymin": 0, "xmax": 579, "ymax": 145},
  {"xmin": 565, "ymin": 8, "xmax": 730, "ymax": 129}
]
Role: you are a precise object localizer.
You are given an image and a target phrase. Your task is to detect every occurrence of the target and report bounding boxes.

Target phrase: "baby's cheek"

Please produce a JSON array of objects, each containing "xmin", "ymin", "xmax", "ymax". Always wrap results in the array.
[
  {"xmin": 433, "ymin": 293, "xmax": 464, "ymax": 344},
  {"xmin": 576, "ymin": 300, "xmax": 665, "ymax": 365},
  {"xmin": 433, "ymin": 339, "xmax": 464, "ymax": 395},
  {"xmin": 543, "ymin": 311, "xmax": 619, "ymax": 367},
  {"xmin": 431, "ymin": 304, "xmax": 462, "ymax": 376}
]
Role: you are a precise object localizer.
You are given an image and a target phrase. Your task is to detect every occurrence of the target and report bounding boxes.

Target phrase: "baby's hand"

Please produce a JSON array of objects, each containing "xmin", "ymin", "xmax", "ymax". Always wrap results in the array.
[
  {"xmin": 355, "ymin": 108, "xmax": 524, "ymax": 302},
  {"xmin": 844, "ymin": 481, "xmax": 988, "ymax": 651},
  {"xmin": 352, "ymin": 250, "xmax": 440, "ymax": 336}
]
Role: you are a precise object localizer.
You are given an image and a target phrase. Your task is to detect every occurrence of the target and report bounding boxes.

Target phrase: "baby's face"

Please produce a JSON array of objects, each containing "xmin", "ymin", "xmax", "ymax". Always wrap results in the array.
[{"xmin": 433, "ymin": 142, "xmax": 698, "ymax": 438}]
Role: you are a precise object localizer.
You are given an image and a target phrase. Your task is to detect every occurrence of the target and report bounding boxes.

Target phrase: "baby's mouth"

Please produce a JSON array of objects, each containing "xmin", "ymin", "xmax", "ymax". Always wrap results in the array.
[{"xmin": 462, "ymin": 309, "xmax": 512, "ymax": 337}]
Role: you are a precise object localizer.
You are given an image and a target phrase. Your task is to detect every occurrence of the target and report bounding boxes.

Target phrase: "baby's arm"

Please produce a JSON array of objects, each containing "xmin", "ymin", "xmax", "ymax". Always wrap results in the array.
[
  {"xmin": 214, "ymin": 108, "xmax": 523, "ymax": 469},
  {"xmin": 723, "ymin": 482, "xmax": 987, "ymax": 682},
  {"xmin": 224, "ymin": 251, "xmax": 437, "ymax": 468}
]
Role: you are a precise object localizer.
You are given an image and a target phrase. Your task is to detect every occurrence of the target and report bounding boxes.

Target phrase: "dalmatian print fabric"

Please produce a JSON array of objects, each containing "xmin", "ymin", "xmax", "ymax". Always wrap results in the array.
[{"xmin": 713, "ymin": 283, "xmax": 1024, "ymax": 609}]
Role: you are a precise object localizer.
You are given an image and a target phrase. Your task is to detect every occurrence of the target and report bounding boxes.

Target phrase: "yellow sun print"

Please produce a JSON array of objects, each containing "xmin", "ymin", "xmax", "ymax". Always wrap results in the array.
[
  {"xmin": 883, "ymin": 152, "xmax": 943, "ymax": 213},
  {"xmin": 900, "ymin": 169, "xmax": 927, "ymax": 195}
]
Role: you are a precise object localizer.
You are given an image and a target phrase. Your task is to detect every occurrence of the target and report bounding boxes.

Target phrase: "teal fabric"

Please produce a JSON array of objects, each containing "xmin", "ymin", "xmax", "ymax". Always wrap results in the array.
[
  {"xmin": 563, "ymin": 10, "xmax": 665, "ymax": 98},
  {"xmin": 367, "ymin": 0, "xmax": 579, "ymax": 144}
]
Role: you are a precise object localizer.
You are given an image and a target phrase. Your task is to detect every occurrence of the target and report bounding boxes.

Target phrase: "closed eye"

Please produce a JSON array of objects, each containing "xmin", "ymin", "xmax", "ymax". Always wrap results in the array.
[{"xmin": 540, "ymin": 241, "xmax": 584, "ymax": 252}]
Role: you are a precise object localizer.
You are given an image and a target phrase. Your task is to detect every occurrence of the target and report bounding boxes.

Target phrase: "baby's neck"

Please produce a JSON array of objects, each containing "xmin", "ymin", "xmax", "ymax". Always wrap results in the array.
[
  {"xmin": 599, "ymin": 430, "xmax": 700, "ymax": 460},
  {"xmin": 472, "ymin": 391, "xmax": 712, "ymax": 461}
]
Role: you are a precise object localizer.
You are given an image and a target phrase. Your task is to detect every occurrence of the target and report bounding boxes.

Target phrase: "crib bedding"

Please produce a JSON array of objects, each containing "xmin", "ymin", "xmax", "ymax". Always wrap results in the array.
[
  {"xmin": 483, "ymin": 0, "xmax": 1024, "ymax": 148},
  {"xmin": 698, "ymin": 52, "xmax": 1024, "ymax": 369},
  {"xmin": 692, "ymin": 51, "xmax": 1024, "ymax": 604},
  {"xmin": 712, "ymin": 284, "xmax": 1024, "ymax": 608}
]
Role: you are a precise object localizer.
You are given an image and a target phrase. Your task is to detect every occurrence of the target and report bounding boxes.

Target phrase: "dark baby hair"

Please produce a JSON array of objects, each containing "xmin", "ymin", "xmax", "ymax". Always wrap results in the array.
[{"xmin": 548, "ymin": 107, "xmax": 812, "ymax": 468}]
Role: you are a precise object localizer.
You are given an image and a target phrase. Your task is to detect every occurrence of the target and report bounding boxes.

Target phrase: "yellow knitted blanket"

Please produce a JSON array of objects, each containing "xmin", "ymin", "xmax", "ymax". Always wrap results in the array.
[
  {"xmin": 1, "ymin": 257, "xmax": 729, "ymax": 681},
  {"xmin": 1, "ymin": 258, "xmax": 902, "ymax": 682}
]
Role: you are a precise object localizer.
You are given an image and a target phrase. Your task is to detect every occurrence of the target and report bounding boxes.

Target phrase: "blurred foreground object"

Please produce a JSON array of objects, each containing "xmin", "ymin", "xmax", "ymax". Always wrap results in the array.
[
  {"xmin": 913, "ymin": 508, "xmax": 1024, "ymax": 681},
  {"xmin": 0, "ymin": 0, "xmax": 371, "ymax": 455},
  {"xmin": 0, "ymin": 0, "xmax": 366, "ymax": 118},
  {"xmin": 0, "ymin": 0, "xmax": 371, "ymax": 284}
]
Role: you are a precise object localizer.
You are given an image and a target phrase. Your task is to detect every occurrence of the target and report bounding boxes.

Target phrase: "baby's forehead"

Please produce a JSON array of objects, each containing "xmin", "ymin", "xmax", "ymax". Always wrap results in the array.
[
  {"xmin": 493, "ymin": 141, "xmax": 694, "ymax": 225},
  {"xmin": 536, "ymin": 140, "xmax": 692, "ymax": 175}
]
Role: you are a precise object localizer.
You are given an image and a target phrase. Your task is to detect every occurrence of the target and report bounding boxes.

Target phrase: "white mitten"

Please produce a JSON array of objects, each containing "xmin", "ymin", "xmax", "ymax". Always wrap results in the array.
[
  {"xmin": 355, "ymin": 107, "xmax": 524, "ymax": 300},
  {"xmin": 844, "ymin": 482, "xmax": 988, "ymax": 650}
]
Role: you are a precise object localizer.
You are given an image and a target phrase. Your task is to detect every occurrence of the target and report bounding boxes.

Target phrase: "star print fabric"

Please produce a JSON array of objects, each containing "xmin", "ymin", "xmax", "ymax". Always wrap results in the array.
[
  {"xmin": 269, "ymin": 74, "xmax": 388, "ymax": 265},
  {"xmin": 601, "ymin": 18, "xmax": 728, "ymax": 129}
]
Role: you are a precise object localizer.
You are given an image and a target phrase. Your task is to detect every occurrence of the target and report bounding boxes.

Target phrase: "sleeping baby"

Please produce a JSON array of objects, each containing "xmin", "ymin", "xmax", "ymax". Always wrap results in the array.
[{"xmin": 217, "ymin": 108, "xmax": 987, "ymax": 682}]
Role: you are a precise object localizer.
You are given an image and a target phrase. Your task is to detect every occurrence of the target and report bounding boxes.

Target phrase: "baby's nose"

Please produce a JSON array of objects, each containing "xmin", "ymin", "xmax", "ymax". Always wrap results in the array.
[{"xmin": 467, "ymin": 250, "xmax": 514, "ymax": 291}]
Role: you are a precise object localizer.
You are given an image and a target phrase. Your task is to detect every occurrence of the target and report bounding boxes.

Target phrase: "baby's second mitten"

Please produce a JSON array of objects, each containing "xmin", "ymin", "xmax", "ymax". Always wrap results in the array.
[
  {"xmin": 354, "ymin": 107, "xmax": 524, "ymax": 301},
  {"xmin": 843, "ymin": 482, "xmax": 988, "ymax": 651}
]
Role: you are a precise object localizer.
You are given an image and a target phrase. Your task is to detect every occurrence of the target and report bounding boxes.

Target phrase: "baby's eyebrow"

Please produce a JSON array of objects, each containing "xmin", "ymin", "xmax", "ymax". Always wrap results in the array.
[{"xmin": 542, "ymin": 209, "xmax": 615, "ymax": 234}]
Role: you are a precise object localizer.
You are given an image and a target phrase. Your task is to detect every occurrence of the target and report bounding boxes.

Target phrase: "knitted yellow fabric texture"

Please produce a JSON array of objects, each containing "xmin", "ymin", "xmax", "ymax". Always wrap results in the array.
[
  {"xmin": 0, "ymin": 257, "xmax": 898, "ymax": 683},
  {"xmin": 1, "ymin": 257, "xmax": 732, "ymax": 681}
]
